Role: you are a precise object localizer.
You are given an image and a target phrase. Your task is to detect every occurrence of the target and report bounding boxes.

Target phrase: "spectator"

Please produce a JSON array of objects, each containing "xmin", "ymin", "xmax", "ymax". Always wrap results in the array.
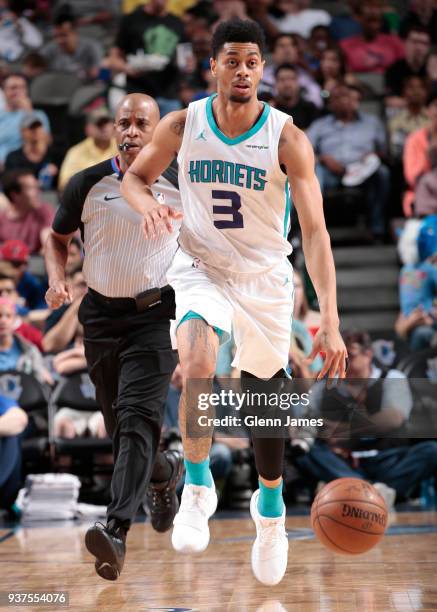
[
  {"xmin": 21, "ymin": 52, "xmax": 48, "ymax": 81},
  {"xmin": 388, "ymin": 76, "xmax": 429, "ymax": 162},
  {"xmin": 340, "ymin": 1, "xmax": 404, "ymax": 73},
  {"xmin": 0, "ymin": 393, "xmax": 28, "ymax": 514},
  {"xmin": 58, "ymin": 110, "xmax": 117, "ymax": 191},
  {"xmin": 305, "ymin": 25, "xmax": 333, "ymax": 71},
  {"xmin": 307, "ymin": 84, "xmax": 389, "ymax": 240},
  {"xmin": 0, "ymin": 171, "xmax": 54, "ymax": 253},
  {"xmin": 0, "ymin": 268, "xmax": 43, "ymax": 350},
  {"xmin": 0, "ymin": 298, "xmax": 51, "ymax": 383},
  {"xmin": 41, "ymin": 6, "xmax": 104, "ymax": 81},
  {"xmin": 385, "ymin": 26, "xmax": 431, "ymax": 108},
  {"xmin": 329, "ymin": 0, "xmax": 362, "ymax": 42},
  {"xmin": 53, "ymin": 0, "xmax": 119, "ymax": 28},
  {"xmin": 0, "ymin": 73, "xmax": 50, "ymax": 167},
  {"xmin": 274, "ymin": 64, "xmax": 320, "ymax": 130},
  {"xmin": 54, "ymin": 403, "xmax": 106, "ymax": 439},
  {"xmin": 42, "ymin": 266, "xmax": 87, "ymax": 354},
  {"xmin": 0, "ymin": 0, "xmax": 43, "ymax": 63},
  {"xmin": 107, "ymin": 0, "xmax": 185, "ymax": 116},
  {"xmin": 315, "ymin": 46, "xmax": 357, "ymax": 109},
  {"xmin": 396, "ymin": 216, "xmax": 437, "ymax": 350},
  {"xmin": 293, "ymin": 330, "xmax": 437, "ymax": 510},
  {"xmin": 269, "ymin": 0, "xmax": 331, "ymax": 39},
  {"xmin": 65, "ymin": 236, "xmax": 83, "ymax": 275},
  {"xmin": 415, "ymin": 168, "xmax": 437, "ymax": 218},
  {"xmin": 0, "ymin": 240, "xmax": 46, "ymax": 310},
  {"xmin": 261, "ymin": 33, "xmax": 322, "ymax": 108},
  {"xmin": 400, "ymin": 0, "xmax": 437, "ymax": 45},
  {"xmin": 403, "ymin": 94, "xmax": 437, "ymax": 216},
  {"xmin": 4, "ymin": 113, "xmax": 58, "ymax": 189}
]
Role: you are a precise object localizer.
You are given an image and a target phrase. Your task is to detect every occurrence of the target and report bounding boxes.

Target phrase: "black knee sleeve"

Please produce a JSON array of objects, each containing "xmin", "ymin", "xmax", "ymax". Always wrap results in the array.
[{"xmin": 240, "ymin": 369, "xmax": 286, "ymax": 481}]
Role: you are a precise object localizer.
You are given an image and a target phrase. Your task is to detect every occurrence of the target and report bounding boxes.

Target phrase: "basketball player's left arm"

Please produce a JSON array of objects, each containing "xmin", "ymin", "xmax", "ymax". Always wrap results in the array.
[{"xmin": 279, "ymin": 121, "xmax": 348, "ymax": 379}]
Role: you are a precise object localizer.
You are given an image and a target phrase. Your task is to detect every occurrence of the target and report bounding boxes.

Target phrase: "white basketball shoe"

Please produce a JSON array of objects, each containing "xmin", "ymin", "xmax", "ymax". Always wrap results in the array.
[
  {"xmin": 172, "ymin": 483, "xmax": 218, "ymax": 553},
  {"xmin": 250, "ymin": 489, "xmax": 289, "ymax": 586}
]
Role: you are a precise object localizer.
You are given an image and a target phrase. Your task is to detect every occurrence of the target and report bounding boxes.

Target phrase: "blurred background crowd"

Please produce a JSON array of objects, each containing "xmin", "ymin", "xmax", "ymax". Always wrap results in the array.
[{"xmin": 1, "ymin": 0, "xmax": 437, "ymax": 521}]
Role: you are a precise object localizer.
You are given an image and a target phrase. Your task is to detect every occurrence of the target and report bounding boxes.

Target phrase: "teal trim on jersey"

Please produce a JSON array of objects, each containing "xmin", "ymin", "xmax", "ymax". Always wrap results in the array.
[
  {"xmin": 206, "ymin": 95, "xmax": 270, "ymax": 146},
  {"xmin": 284, "ymin": 178, "xmax": 291, "ymax": 238},
  {"xmin": 177, "ymin": 310, "xmax": 224, "ymax": 339}
]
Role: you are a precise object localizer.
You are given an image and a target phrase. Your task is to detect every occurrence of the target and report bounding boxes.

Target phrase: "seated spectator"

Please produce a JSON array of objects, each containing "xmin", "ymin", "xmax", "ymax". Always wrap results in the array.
[
  {"xmin": 307, "ymin": 84, "xmax": 389, "ymax": 240},
  {"xmin": 415, "ymin": 167, "xmax": 437, "ymax": 218},
  {"xmin": 329, "ymin": 0, "xmax": 362, "ymax": 42},
  {"xmin": 21, "ymin": 52, "xmax": 48, "ymax": 81},
  {"xmin": 314, "ymin": 46, "xmax": 357, "ymax": 110},
  {"xmin": 0, "ymin": 73, "xmax": 50, "ymax": 167},
  {"xmin": 0, "ymin": 268, "xmax": 43, "ymax": 350},
  {"xmin": 388, "ymin": 76, "xmax": 429, "ymax": 162},
  {"xmin": 0, "ymin": 171, "xmax": 54, "ymax": 253},
  {"xmin": 0, "ymin": 240, "xmax": 46, "ymax": 310},
  {"xmin": 261, "ymin": 33, "xmax": 322, "ymax": 108},
  {"xmin": 0, "ymin": 0, "xmax": 43, "ymax": 63},
  {"xmin": 305, "ymin": 25, "xmax": 333, "ymax": 72},
  {"xmin": 385, "ymin": 26, "xmax": 431, "ymax": 109},
  {"xmin": 403, "ymin": 94, "xmax": 437, "ymax": 216},
  {"xmin": 41, "ymin": 5, "xmax": 104, "ymax": 81},
  {"xmin": 42, "ymin": 266, "xmax": 87, "ymax": 354},
  {"xmin": 273, "ymin": 64, "xmax": 320, "ymax": 129},
  {"xmin": 107, "ymin": 0, "xmax": 185, "ymax": 116},
  {"xmin": 54, "ymin": 406, "xmax": 106, "ymax": 439},
  {"xmin": 400, "ymin": 0, "xmax": 437, "ymax": 44},
  {"xmin": 66, "ymin": 236, "xmax": 83, "ymax": 275},
  {"xmin": 53, "ymin": 0, "xmax": 119, "ymax": 28},
  {"xmin": 4, "ymin": 114, "xmax": 58, "ymax": 190},
  {"xmin": 269, "ymin": 0, "xmax": 331, "ymax": 39},
  {"xmin": 0, "ymin": 298, "xmax": 51, "ymax": 383},
  {"xmin": 293, "ymin": 270, "xmax": 321, "ymax": 337},
  {"xmin": 0, "ymin": 393, "xmax": 28, "ymax": 514},
  {"xmin": 340, "ymin": 1, "xmax": 404, "ymax": 73},
  {"xmin": 58, "ymin": 110, "xmax": 117, "ymax": 190},
  {"xmin": 396, "ymin": 216, "xmax": 437, "ymax": 350},
  {"xmin": 293, "ymin": 330, "xmax": 437, "ymax": 510}
]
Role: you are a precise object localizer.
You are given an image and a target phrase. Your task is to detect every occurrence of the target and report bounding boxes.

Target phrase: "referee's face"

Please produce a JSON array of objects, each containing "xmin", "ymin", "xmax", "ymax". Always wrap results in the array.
[{"xmin": 114, "ymin": 96, "xmax": 160, "ymax": 168}]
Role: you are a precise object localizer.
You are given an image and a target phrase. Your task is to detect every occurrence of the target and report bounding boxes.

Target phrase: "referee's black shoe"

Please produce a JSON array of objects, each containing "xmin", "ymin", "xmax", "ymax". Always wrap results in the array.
[
  {"xmin": 85, "ymin": 520, "xmax": 126, "ymax": 581},
  {"xmin": 146, "ymin": 450, "xmax": 184, "ymax": 533}
]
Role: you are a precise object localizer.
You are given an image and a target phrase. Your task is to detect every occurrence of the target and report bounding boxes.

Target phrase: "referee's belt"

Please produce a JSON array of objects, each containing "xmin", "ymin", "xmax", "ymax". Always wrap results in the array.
[{"xmin": 88, "ymin": 286, "xmax": 173, "ymax": 312}]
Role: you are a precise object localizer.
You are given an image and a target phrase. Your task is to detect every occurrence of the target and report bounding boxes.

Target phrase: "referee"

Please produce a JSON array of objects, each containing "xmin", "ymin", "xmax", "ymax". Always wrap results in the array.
[{"xmin": 44, "ymin": 94, "xmax": 184, "ymax": 581}]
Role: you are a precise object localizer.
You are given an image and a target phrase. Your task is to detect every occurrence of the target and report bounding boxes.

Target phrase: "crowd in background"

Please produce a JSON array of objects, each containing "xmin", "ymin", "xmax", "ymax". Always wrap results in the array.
[{"xmin": 1, "ymin": 0, "xmax": 437, "ymax": 517}]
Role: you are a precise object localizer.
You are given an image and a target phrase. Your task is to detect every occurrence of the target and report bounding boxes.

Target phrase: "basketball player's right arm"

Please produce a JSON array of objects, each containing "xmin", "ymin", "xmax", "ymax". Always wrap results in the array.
[{"xmin": 121, "ymin": 109, "xmax": 186, "ymax": 238}]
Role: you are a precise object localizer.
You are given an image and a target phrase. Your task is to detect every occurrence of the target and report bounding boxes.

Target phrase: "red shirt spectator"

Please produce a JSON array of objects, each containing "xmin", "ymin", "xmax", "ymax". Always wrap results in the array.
[
  {"xmin": 0, "ymin": 169, "xmax": 54, "ymax": 253},
  {"xmin": 340, "ymin": 3, "xmax": 404, "ymax": 73}
]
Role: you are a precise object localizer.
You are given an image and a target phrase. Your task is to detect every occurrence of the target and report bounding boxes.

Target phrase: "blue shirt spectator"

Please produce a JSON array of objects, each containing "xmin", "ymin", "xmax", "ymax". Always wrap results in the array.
[
  {"xmin": 0, "ymin": 74, "xmax": 50, "ymax": 165},
  {"xmin": 0, "ymin": 395, "xmax": 17, "ymax": 416}
]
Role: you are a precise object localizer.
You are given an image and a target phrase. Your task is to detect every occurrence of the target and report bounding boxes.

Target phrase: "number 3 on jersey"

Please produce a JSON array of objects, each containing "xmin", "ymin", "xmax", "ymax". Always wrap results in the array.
[{"xmin": 212, "ymin": 190, "xmax": 244, "ymax": 229}]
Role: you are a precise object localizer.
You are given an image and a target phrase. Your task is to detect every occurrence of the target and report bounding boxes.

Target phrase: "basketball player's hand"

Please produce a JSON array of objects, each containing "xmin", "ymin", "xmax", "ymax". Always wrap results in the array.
[
  {"xmin": 306, "ymin": 326, "xmax": 348, "ymax": 380},
  {"xmin": 45, "ymin": 280, "xmax": 73, "ymax": 309},
  {"xmin": 142, "ymin": 205, "xmax": 183, "ymax": 239}
]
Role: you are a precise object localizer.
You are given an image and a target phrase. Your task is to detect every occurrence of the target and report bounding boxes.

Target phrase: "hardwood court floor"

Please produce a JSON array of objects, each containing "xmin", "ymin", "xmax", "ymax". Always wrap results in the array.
[{"xmin": 1, "ymin": 511, "xmax": 436, "ymax": 612}]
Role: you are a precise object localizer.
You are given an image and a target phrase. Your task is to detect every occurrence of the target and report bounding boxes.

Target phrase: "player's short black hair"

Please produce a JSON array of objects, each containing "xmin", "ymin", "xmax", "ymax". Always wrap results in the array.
[{"xmin": 211, "ymin": 19, "xmax": 266, "ymax": 58}]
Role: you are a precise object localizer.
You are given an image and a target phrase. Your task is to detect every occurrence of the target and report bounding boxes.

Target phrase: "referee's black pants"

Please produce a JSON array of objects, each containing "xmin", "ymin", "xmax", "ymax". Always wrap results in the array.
[{"xmin": 78, "ymin": 288, "xmax": 177, "ymax": 531}]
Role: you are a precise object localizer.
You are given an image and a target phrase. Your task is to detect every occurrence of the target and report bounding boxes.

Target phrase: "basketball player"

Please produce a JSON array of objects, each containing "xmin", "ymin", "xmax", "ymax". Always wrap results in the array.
[
  {"xmin": 121, "ymin": 20, "xmax": 347, "ymax": 586},
  {"xmin": 45, "ymin": 94, "xmax": 183, "ymax": 581}
]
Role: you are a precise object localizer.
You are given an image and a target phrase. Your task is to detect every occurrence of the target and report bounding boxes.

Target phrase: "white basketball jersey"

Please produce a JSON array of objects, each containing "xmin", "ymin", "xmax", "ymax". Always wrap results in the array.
[{"xmin": 177, "ymin": 95, "xmax": 293, "ymax": 274}]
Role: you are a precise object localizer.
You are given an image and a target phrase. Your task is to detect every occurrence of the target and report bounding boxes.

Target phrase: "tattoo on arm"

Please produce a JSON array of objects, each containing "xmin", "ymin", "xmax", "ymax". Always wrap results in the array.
[{"xmin": 170, "ymin": 119, "xmax": 185, "ymax": 137}]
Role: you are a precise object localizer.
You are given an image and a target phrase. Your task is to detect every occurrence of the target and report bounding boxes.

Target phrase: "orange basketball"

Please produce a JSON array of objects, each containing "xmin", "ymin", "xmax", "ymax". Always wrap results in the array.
[{"xmin": 311, "ymin": 477, "xmax": 388, "ymax": 555}]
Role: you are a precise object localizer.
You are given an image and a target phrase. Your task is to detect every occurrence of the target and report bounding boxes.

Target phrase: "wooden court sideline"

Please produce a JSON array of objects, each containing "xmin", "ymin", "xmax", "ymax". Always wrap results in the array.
[{"xmin": 1, "ymin": 511, "xmax": 436, "ymax": 612}]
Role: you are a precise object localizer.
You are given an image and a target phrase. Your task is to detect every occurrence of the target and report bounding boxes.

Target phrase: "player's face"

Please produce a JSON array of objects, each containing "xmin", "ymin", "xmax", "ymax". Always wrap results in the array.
[{"xmin": 211, "ymin": 43, "xmax": 264, "ymax": 104}]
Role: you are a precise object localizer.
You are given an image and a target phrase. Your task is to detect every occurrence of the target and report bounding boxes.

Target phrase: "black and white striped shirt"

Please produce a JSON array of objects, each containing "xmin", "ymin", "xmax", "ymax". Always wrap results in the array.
[{"xmin": 53, "ymin": 156, "xmax": 181, "ymax": 298}]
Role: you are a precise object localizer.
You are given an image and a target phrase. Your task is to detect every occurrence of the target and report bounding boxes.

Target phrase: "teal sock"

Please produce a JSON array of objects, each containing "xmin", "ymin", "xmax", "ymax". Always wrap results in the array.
[
  {"xmin": 184, "ymin": 458, "xmax": 213, "ymax": 488},
  {"xmin": 258, "ymin": 480, "xmax": 284, "ymax": 518}
]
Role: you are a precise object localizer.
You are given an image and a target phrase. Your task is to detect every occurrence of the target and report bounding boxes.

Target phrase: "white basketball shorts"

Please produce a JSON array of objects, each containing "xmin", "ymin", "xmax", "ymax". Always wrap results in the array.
[{"xmin": 166, "ymin": 248, "xmax": 294, "ymax": 378}]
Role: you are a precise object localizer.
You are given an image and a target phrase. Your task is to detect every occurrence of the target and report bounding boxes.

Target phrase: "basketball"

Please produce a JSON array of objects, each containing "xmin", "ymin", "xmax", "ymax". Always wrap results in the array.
[{"xmin": 311, "ymin": 478, "xmax": 388, "ymax": 555}]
